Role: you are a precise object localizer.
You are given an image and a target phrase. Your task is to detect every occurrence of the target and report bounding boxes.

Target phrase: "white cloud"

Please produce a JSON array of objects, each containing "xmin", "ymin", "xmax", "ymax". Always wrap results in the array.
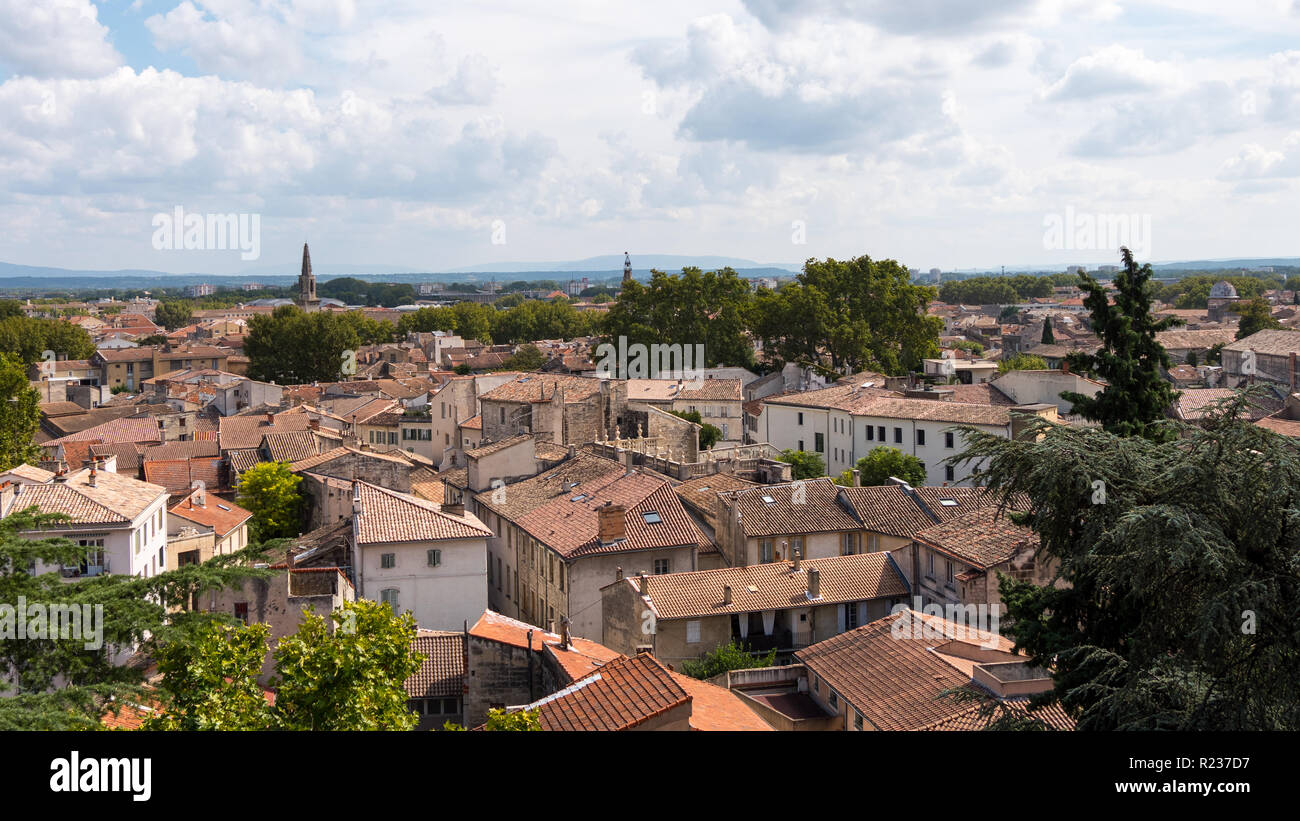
[
  {"xmin": 1044, "ymin": 45, "xmax": 1185, "ymax": 100},
  {"xmin": 0, "ymin": 0, "xmax": 121, "ymax": 78},
  {"xmin": 1218, "ymin": 132, "xmax": 1300, "ymax": 178}
]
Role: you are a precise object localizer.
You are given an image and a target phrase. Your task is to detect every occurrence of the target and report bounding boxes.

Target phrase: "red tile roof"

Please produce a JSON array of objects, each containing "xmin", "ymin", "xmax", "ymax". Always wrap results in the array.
[
  {"xmin": 528, "ymin": 653, "xmax": 689, "ymax": 731},
  {"xmin": 169, "ymin": 489, "xmax": 251, "ymax": 537},
  {"xmin": 405, "ymin": 631, "xmax": 465, "ymax": 699},
  {"xmin": 353, "ymin": 481, "xmax": 492, "ymax": 545}
]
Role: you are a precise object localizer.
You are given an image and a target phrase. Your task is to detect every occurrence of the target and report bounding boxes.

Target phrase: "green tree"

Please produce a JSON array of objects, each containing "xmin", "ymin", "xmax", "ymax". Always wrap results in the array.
[
  {"xmin": 752, "ymin": 256, "xmax": 942, "ymax": 376},
  {"xmin": 667, "ymin": 409, "xmax": 721, "ymax": 450},
  {"xmin": 154, "ymin": 301, "xmax": 193, "ymax": 331},
  {"xmin": 1060, "ymin": 248, "xmax": 1182, "ymax": 441},
  {"xmin": 777, "ymin": 449, "xmax": 825, "ymax": 480},
  {"xmin": 272, "ymin": 600, "xmax": 421, "ymax": 731},
  {"xmin": 1231, "ymin": 298, "xmax": 1283, "ymax": 340},
  {"xmin": 245, "ymin": 306, "xmax": 363, "ymax": 384},
  {"xmin": 142, "ymin": 622, "xmax": 274, "ymax": 730},
  {"xmin": 603, "ymin": 267, "xmax": 756, "ymax": 370},
  {"xmin": 500, "ymin": 343, "xmax": 545, "ymax": 372},
  {"xmin": 444, "ymin": 707, "xmax": 541, "ymax": 731},
  {"xmin": 680, "ymin": 640, "xmax": 778, "ymax": 680},
  {"xmin": 236, "ymin": 461, "xmax": 303, "ymax": 541},
  {"xmin": 143, "ymin": 600, "xmax": 422, "ymax": 731},
  {"xmin": 1040, "ymin": 319, "xmax": 1055, "ymax": 345},
  {"xmin": 848, "ymin": 446, "xmax": 926, "ymax": 487},
  {"xmin": 951, "ymin": 389, "xmax": 1300, "ymax": 730},
  {"xmin": 0, "ymin": 509, "xmax": 274, "ymax": 729},
  {"xmin": 1186, "ymin": 350, "xmax": 1197, "ymax": 367},
  {"xmin": 0, "ymin": 354, "xmax": 41, "ymax": 471},
  {"xmin": 997, "ymin": 353, "xmax": 1049, "ymax": 374}
]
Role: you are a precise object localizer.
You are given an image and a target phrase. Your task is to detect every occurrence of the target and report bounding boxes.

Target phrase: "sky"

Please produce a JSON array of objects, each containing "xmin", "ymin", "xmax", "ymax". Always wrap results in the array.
[{"xmin": 2, "ymin": 0, "xmax": 1300, "ymax": 275}]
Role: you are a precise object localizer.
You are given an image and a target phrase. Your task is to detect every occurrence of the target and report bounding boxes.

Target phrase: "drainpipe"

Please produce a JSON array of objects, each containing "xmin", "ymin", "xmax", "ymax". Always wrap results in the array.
[{"xmin": 526, "ymin": 629, "xmax": 535, "ymax": 702}]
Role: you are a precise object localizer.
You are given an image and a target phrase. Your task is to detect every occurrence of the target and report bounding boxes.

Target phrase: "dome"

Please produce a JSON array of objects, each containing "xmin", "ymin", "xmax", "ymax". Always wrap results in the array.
[{"xmin": 1209, "ymin": 280, "xmax": 1238, "ymax": 299}]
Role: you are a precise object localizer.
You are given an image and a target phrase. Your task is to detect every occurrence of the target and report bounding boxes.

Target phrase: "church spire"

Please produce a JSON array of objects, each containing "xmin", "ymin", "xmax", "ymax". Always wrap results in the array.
[{"xmin": 298, "ymin": 242, "xmax": 319, "ymax": 311}]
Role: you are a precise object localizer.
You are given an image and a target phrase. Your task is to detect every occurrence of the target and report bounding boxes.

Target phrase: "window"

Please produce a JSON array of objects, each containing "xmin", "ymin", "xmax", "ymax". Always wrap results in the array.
[
  {"xmin": 946, "ymin": 560, "xmax": 954, "ymax": 584},
  {"xmin": 845, "ymin": 601, "xmax": 859, "ymax": 629},
  {"xmin": 814, "ymin": 432, "xmax": 824, "ymax": 453},
  {"xmin": 427, "ymin": 549, "xmax": 441, "ymax": 567},
  {"xmin": 686, "ymin": 620, "xmax": 701, "ymax": 644},
  {"xmin": 854, "ymin": 712, "xmax": 864, "ymax": 730},
  {"xmin": 559, "ymin": 563, "xmax": 564, "ymax": 591},
  {"xmin": 380, "ymin": 589, "xmax": 399, "ymax": 609},
  {"xmin": 841, "ymin": 532, "xmax": 857, "ymax": 555},
  {"xmin": 381, "ymin": 553, "xmax": 396, "ymax": 569},
  {"xmin": 234, "ymin": 602, "xmax": 249, "ymax": 624},
  {"xmin": 867, "ymin": 533, "xmax": 880, "ymax": 552},
  {"xmin": 653, "ymin": 558, "xmax": 671, "ymax": 575},
  {"xmin": 916, "ymin": 429, "xmax": 925, "ymax": 446},
  {"xmin": 893, "ymin": 427, "xmax": 902, "ymax": 444},
  {"xmin": 828, "ymin": 690, "xmax": 839, "ymax": 710},
  {"xmin": 945, "ymin": 431, "xmax": 955, "ymax": 449},
  {"xmin": 497, "ymin": 557, "xmax": 503, "ymax": 590},
  {"xmin": 927, "ymin": 550, "xmax": 935, "ymax": 577},
  {"xmin": 877, "ymin": 426, "xmax": 885, "ymax": 441},
  {"xmin": 760, "ymin": 539, "xmax": 774, "ymax": 563},
  {"xmin": 867, "ymin": 425, "xmax": 874, "ymax": 441},
  {"xmin": 642, "ymin": 511, "xmax": 662, "ymax": 524},
  {"xmin": 797, "ymin": 412, "xmax": 804, "ymax": 425},
  {"xmin": 945, "ymin": 465, "xmax": 955, "ymax": 482},
  {"xmin": 499, "ymin": 407, "xmax": 505, "ymax": 423},
  {"xmin": 790, "ymin": 536, "xmax": 803, "ymax": 559}
]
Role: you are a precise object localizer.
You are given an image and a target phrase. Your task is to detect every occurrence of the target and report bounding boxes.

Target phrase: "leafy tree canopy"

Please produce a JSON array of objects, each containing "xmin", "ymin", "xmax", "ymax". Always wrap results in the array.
[{"xmin": 235, "ymin": 461, "xmax": 303, "ymax": 541}]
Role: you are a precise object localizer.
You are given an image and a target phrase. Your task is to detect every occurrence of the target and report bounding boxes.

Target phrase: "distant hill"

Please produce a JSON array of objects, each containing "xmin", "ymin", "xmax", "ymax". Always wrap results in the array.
[{"xmin": 448, "ymin": 254, "xmax": 802, "ymax": 274}]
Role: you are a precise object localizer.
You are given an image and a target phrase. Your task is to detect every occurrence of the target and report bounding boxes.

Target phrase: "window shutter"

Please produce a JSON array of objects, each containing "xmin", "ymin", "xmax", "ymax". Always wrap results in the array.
[{"xmin": 837, "ymin": 604, "xmax": 847, "ymax": 633}]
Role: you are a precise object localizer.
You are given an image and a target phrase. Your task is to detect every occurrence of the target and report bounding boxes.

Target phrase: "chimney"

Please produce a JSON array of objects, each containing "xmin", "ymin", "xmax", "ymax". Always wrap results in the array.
[
  {"xmin": 808, "ymin": 567, "xmax": 821, "ymax": 599},
  {"xmin": 308, "ymin": 418, "xmax": 320, "ymax": 431},
  {"xmin": 560, "ymin": 616, "xmax": 571, "ymax": 650},
  {"xmin": 444, "ymin": 501, "xmax": 465, "ymax": 517},
  {"xmin": 1061, "ymin": 359, "xmax": 1070, "ymax": 375},
  {"xmin": 623, "ymin": 449, "xmax": 634, "ymax": 476},
  {"xmin": 637, "ymin": 571, "xmax": 649, "ymax": 594},
  {"xmin": 265, "ymin": 412, "xmax": 274, "ymax": 425},
  {"xmin": 88, "ymin": 462, "xmax": 97, "ymax": 488},
  {"xmin": 615, "ymin": 566, "xmax": 623, "ymax": 581},
  {"xmin": 723, "ymin": 584, "xmax": 732, "ymax": 604},
  {"xmin": 792, "ymin": 548, "xmax": 801, "ymax": 572},
  {"xmin": 851, "ymin": 469, "xmax": 861, "ymax": 487},
  {"xmin": 351, "ymin": 480, "xmax": 362, "ymax": 515},
  {"xmin": 597, "ymin": 500, "xmax": 626, "ymax": 544}
]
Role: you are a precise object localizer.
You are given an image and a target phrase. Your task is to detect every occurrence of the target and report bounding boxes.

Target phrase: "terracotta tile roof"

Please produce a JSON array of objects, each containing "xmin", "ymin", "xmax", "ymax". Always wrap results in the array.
[
  {"xmin": 1174, "ymin": 388, "xmax": 1280, "ymax": 421},
  {"xmin": 287, "ymin": 445, "xmax": 410, "ymax": 474},
  {"xmin": 527, "ymin": 653, "xmax": 690, "ymax": 731},
  {"xmin": 90, "ymin": 442, "xmax": 146, "ymax": 472},
  {"xmin": 468, "ymin": 610, "xmax": 617, "ymax": 670},
  {"xmin": 479, "ymin": 373, "xmax": 603, "ymax": 404},
  {"xmin": 218, "ymin": 413, "xmax": 311, "ymax": 451},
  {"xmin": 673, "ymin": 474, "xmax": 758, "ymax": 532},
  {"xmin": 263, "ymin": 430, "xmax": 321, "ymax": 463},
  {"xmin": 945, "ymin": 383, "xmax": 1015, "ymax": 406},
  {"xmin": 472, "ymin": 453, "xmax": 623, "ymax": 520},
  {"xmin": 1155, "ymin": 328, "xmax": 1238, "ymax": 350},
  {"xmin": 514, "ymin": 472, "xmax": 709, "ymax": 559},
  {"xmin": 143, "ymin": 458, "xmax": 223, "ymax": 497},
  {"xmin": 543, "ymin": 638, "xmax": 626, "ymax": 684},
  {"xmin": 405, "ymin": 631, "xmax": 465, "ymax": 699},
  {"xmin": 721, "ymin": 477, "xmax": 861, "ymax": 538},
  {"xmin": 795, "ymin": 611, "xmax": 1011, "ymax": 731},
  {"xmin": 763, "ymin": 379, "xmax": 901, "ymax": 414},
  {"xmin": 50, "ymin": 416, "xmax": 162, "ymax": 446},
  {"xmin": 913, "ymin": 504, "xmax": 1037, "ymax": 569},
  {"xmin": 15, "ymin": 468, "xmax": 166, "ymax": 525},
  {"xmin": 143, "ymin": 440, "xmax": 219, "ymax": 461},
  {"xmin": 1223, "ymin": 328, "xmax": 1300, "ymax": 355},
  {"xmin": 465, "ymin": 433, "xmax": 532, "ymax": 459},
  {"xmin": 681, "ymin": 378, "xmax": 744, "ymax": 402},
  {"xmin": 169, "ymin": 489, "xmax": 251, "ymax": 537},
  {"xmin": 3, "ymin": 464, "xmax": 55, "ymax": 482},
  {"xmin": 459, "ymin": 414, "xmax": 482, "ymax": 430},
  {"xmin": 855, "ymin": 397, "xmax": 1012, "ymax": 426},
  {"xmin": 838, "ymin": 485, "xmax": 993, "ymax": 539},
  {"xmin": 353, "ymin": 481, "xmax": 492, "ymax": 545},
  {"xmin": 1255, "ymin": 414, "xmax": 1300, "ymax": 437},
  {"xmin": 227, "ymin": 449, "xmax": 262, "ymax": 474},
  {"xmin": 633, "ymin": 552, "xmax": 908, "ymax": 621},
  {"xmin": 668, "ymin": 670, "xmax": 774, "ymax": 731}
]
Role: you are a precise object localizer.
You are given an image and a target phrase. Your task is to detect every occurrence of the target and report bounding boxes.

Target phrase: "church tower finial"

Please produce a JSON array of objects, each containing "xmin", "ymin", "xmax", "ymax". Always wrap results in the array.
[{"xmin": 623, "ymin": 251, "xmax": 632, "ymax": 285}]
